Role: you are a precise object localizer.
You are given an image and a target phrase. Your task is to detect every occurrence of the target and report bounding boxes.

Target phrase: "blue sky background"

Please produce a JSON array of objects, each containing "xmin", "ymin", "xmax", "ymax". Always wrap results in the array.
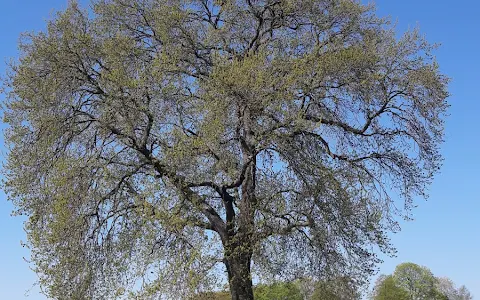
[{"xmin": 0, "ymin": 1, "xmax": 478, "ymax": 299}]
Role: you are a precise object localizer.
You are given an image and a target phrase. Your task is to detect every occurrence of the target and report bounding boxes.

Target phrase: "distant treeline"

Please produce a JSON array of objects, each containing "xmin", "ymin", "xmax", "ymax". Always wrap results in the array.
[{"xmin": 192, "ymin": 262, "xmax": 473, "ymax": 300}]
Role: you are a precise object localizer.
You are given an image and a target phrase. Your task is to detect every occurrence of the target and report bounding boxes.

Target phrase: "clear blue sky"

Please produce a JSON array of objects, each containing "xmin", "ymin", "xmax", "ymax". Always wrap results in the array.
[{"xmin": 0, "ymin": 1, "xmax": 478, "ymax": 299}]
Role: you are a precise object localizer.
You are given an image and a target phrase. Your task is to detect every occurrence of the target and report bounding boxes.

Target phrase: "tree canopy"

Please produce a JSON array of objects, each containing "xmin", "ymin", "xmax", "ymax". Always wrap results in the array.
[
  {"xmin": 372, "ymin": 275, "xmax": 409, "ymax": 300},
  {"xmin": 393, "ymin": 263, "xmax": 440, "ymax": 299},
  {"xmin": 2, "ymin": 0, "xmax": 449, "ymax": 299},
  {"xmin": 436, "ymin": 277, "xmax": 473, "ymax": 300}
]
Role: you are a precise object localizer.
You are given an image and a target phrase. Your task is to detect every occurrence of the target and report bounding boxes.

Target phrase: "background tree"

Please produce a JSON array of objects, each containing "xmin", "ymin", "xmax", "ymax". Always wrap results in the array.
[
  {"xmin": 393, "ymin": 263, "xmax": 440, "ymax": 299},
  {"xmin": 371, "ymin": 275, "xmax": 409, "ymax": 300},
  {"xmin": 2, "ymin": 0, "xmax": 449, "ymax": 299},
  {"xmin": 295, "ymin": 277, "xmax": 317, "ymax": 300},
  {"xmin": 254, "ymin": 282, "xmax": 303, "ymax": 300},
  {"xmin": 191, "ymin": 291, "xmax": 231, "ymax": 300},
  {"xmin": 372, "ymin": 263, "xmax": 473, "ymax": 300},
  {"xmin": 312, "ymin": 276, "xmax": 361, "ymax": 300},
  {"xmin": 436, "ymin": 277, "xmax": 473, "ymax": 300}
]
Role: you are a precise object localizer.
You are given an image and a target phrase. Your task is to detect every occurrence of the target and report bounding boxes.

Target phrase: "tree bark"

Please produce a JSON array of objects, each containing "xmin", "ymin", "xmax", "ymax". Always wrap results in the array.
[
  {"xmin": 224, "ymin": 164, "xmax": 256, "ymax": 300},
  {"xmin": 224, "ymin": 105, "xmax": 256, "ymax": 300},
  {"xmin": 225, "ymin": 248, "xmax": 254, "ymax": 300}
]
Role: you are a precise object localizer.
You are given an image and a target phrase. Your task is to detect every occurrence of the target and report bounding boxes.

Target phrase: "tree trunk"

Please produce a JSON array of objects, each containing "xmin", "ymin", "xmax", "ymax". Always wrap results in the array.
[
  {"xmin": 225, "ymin": 105, "xmax": 256, "ymax": 300},
  {"xmin": 225, "ymin": 249, "xmax": 254, "ymax": 300}
]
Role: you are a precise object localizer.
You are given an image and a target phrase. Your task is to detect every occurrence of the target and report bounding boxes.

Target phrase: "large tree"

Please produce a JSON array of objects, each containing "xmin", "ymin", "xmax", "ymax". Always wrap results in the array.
[{"xmin": 2, "ymin": 0, "xmax": 449, "ymax": 299}]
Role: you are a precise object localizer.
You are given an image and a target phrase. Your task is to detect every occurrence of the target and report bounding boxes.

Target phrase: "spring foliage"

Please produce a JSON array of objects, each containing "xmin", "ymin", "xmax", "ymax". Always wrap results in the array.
[
  {"xmin": 372, "ymin": 263, "xmax": 473, "ymax": 300},
  {"xmin": 3, "ymin": 0, "xmax": 448, "ymax": 299}
]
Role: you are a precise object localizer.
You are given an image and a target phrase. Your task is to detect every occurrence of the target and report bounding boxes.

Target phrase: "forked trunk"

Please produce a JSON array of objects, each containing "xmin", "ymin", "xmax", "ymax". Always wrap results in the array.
[{"xmin": 225, "ymin": 114, "xmax": 256, "ymax": 300}]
